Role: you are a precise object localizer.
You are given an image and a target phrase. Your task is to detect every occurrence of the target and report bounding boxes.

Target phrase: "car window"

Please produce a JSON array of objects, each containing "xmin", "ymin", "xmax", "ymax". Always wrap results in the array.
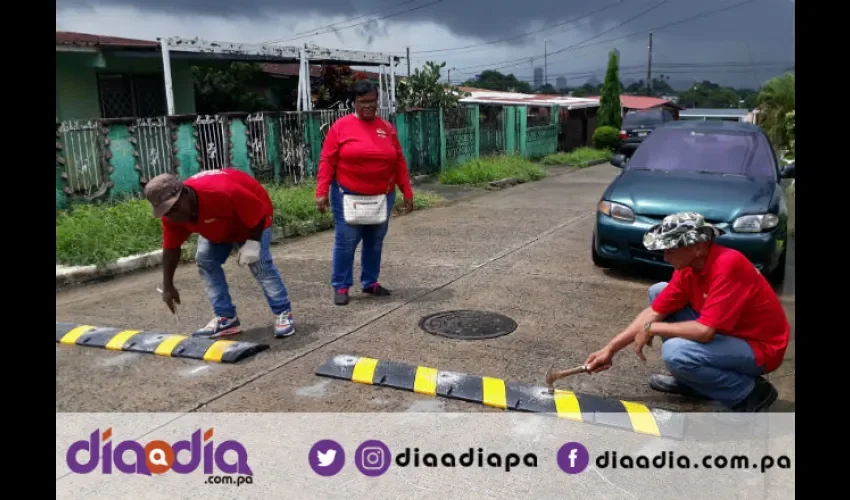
[
  {"xmin": 626, "ymin": 128, "xmax": 776, "ymax": 179},
  {"xmin": 623, "ymin": 110, "xmax": 664, "ymax": 127}
]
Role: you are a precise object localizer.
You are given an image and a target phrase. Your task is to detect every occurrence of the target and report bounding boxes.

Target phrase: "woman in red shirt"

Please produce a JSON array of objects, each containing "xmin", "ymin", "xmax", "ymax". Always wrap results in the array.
[{"xmin": 315, "ymin": 80, "xmax": 415, "ymax": 305}]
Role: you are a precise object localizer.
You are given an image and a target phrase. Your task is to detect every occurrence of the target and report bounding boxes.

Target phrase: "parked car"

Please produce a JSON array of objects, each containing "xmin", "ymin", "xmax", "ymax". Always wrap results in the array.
[
  {"xmin": 619, "ymin": 108, "xmax": 676, "ymax": 157},
  {"xmin": 593, "ymin": 120, "xmax": 794, "ymax": 283}
]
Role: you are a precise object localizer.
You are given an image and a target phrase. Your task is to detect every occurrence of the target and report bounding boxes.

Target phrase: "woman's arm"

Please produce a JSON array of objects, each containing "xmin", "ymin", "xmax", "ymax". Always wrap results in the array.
[
  {"xmin": 316, "ymin": 122, "xmax": 341, "ymax": 199},
  {"xmin": 391, "ymin": 130, "xmax": 413, "ymax": 199}
]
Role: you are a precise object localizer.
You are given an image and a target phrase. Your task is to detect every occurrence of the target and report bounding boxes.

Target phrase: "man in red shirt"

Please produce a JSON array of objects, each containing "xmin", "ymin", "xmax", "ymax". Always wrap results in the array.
[
  {"xmin": 144, "ymin": 169, "xmax": 294, "ymax": 338},
  {"xmin": 584, "ymin": 212, "xmax": 789, "ymax": 412}
]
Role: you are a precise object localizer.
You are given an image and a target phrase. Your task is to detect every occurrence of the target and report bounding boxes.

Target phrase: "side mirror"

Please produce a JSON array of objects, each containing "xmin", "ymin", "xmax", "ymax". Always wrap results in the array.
[
  {"xmin": 610, "ymin": 154, "xmax": 627, "ymax": 168},
  {"xmin": 780, "ymin": 161, "xmax": 795, "ymax": 178}
]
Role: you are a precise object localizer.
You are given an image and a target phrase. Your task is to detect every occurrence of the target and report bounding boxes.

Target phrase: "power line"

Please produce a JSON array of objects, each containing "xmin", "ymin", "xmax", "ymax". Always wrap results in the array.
[
  {"xmin": 264, "ymin": 0, "xmax": 419, "ymax": 44},
  {"xmin": 451, "ymin": 0, "xmax": 759, "ymax": 74},
  {"xmin": 264, "ymin": 0, "xmax": 443, "ymax": 45},
  {"xmin": 406, "ymin": 0, "xmax": 633, "ymax": 55}
]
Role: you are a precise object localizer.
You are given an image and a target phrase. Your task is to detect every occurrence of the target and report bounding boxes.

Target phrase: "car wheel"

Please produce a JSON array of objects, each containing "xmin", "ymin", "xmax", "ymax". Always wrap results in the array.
[
  {"xmin": 591, "ymin": 233, "xmax": 612, "ymax": 268},
  {"xmin": 766, "ymin": 249, "xmax": 787, "ymax": 285}
]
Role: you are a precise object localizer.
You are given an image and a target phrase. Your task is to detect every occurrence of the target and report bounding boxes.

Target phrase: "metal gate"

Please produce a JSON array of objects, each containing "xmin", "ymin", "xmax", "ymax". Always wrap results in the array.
[
  {"xmin": 131, "ymin": 117, "xmax": 174, "ymax": 183},
  {"xmin": 479, "ymin": 105, "xmax": 505, "ymax": 156},
  {"xmin": 57, "ymin": 120, "xmax": 110, "ymax": 199},
  {"xmin": 193, "ymin": 115, "xmax": 229, "ymax": 170}
]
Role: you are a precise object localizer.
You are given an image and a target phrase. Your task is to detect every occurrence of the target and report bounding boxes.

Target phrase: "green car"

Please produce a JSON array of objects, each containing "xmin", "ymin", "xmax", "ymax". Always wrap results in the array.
[{"xmin": 592, "ymin": 120, "xmax": 795, "ymax": 284}]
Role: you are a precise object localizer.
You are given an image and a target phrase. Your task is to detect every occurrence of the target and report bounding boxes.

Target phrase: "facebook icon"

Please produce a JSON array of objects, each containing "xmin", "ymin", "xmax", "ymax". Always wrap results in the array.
[{"xmin": 556, "ymin": 442, "xmax": 590, "ymax": 474}]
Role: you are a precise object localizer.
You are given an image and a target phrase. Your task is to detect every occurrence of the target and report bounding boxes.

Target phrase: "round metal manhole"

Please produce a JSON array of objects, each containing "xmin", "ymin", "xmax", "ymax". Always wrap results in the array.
[{"xmin": 418, "ymin": 310, "xmax": 518, "ymax": 340}]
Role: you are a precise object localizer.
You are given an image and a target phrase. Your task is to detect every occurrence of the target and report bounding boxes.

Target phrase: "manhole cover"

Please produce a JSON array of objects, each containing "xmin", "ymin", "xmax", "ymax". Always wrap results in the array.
[{"xmin": 419, "ymin": 310, "xmax": 518, "ymax": 340}]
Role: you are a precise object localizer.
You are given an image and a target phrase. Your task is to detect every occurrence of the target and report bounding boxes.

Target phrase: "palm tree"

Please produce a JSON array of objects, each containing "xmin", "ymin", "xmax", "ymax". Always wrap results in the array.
[{"xmin": 755, "ymin": 72, "xmax": 795, "ymax": 151}]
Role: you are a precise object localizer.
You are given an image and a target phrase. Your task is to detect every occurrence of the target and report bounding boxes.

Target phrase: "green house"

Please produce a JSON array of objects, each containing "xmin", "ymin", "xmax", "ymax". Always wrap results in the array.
[{"xmin": 56, "ymin": 32, "xmax": 198, "ymax": 121}]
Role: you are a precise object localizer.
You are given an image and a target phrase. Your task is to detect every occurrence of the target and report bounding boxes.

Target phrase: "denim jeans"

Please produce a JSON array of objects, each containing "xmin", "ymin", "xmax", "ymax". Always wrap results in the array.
[
  {"xmin": 329, "ymin": 180, "xmax": 396, "ymax": 291},
  {"xmin": 196, "ymin": 227, "xmax": 291, "ymax": 318},
  {"xmin": 648, "ymin": 282, "xmax": 764, "ymax": 408}
]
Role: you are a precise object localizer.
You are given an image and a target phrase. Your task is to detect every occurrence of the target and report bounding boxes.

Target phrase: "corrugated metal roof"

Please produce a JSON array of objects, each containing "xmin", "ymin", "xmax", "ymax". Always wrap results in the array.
[
  {"xmin": 56, "ymin": 31, "xmax": 159, "ymax": 49},
  {"xmin": 586, "ymin": 95, "xmax": 683, "ymax": 110},
  {"xmin": 458, "ymin": 89, "xmax": 599, "ymax": 109}
]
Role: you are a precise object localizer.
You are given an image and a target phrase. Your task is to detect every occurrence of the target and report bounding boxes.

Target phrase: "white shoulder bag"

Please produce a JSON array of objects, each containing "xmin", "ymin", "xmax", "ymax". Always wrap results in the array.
[{"xmin": 340, "ymin": 186, "xmax": 388, "ymax": 225}]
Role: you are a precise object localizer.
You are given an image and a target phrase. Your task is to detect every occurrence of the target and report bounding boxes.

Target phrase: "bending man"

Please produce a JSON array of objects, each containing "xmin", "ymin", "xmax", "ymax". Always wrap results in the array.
[{"xmin": 144, "ymin": 168, "xmax": 295, "ymax": 339}]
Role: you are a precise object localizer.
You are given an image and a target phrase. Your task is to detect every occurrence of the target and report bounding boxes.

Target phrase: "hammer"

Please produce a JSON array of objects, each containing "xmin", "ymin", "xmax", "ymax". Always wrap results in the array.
[{"xmin": 545, "ymin": 364, "xmax": 590, "ymax": 394}]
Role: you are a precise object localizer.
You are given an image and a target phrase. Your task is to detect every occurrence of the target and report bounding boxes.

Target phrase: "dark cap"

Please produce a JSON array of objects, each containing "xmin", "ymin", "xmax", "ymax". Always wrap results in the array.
[{"xmin": 144, "ymin": 173, "xmax": 184, "ymax": 218}]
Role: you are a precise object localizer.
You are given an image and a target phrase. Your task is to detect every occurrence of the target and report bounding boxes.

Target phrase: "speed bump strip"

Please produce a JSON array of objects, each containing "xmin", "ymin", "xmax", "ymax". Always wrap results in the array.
[
  {"xmin": 316, "ymin": 355, "xmax": 684, "ymax": 439},
  {"xmin": 56, "ymin": 322, "xmax": 269, "ymax": 363}
]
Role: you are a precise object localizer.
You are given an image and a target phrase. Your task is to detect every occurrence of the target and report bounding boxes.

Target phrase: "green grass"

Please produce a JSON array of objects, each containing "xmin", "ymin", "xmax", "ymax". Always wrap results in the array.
[
  {"xmin": 56, "ymin": 182, "xmax": 444, "ymax": 267},
  {"xmin": 438, "ymin": 155, "xmax": 547, "ymax": 185},
  {"xmin": 540, "ymin": 147, "xmax": 611, "ymax": 166}
]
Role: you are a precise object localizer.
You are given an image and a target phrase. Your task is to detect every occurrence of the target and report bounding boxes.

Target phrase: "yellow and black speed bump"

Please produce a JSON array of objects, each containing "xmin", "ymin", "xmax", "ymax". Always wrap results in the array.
[
  {"xmin": 56, "ymin": 322, "xmax": 269, "ymax": 363},
  {"xmin": 316, "ymin": 355, "xmax": 687, "ymax": 439}
]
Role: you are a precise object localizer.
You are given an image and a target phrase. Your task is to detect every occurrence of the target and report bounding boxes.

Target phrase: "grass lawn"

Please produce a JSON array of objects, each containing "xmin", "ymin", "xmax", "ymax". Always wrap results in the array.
[
  {"xmin": 56, "ymin": 182, "xmax": 445, "ymax": 267},
  {"xmin": 438, "ymin": 155, "xmax": 546, "ymax": 185},
  {"xmin": 540, "ymin": 147, "xmax": 611, "ymax": 166}
]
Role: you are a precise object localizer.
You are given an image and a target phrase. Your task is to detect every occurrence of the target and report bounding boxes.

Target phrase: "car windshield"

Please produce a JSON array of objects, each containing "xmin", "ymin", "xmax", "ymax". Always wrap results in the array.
[
  {"xmin": 623, "ymin": 111, "xmax": 664, "ymax": 127},
  {"xmin": 625, "ymin": 128, "xmax": 776, "ymax": 179}
]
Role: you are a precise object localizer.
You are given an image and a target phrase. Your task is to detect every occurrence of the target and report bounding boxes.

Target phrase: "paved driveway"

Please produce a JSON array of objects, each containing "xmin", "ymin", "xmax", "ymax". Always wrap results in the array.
[{"xmin": 55, "ymin": 164, "xmax": 795, "ymax": 414}]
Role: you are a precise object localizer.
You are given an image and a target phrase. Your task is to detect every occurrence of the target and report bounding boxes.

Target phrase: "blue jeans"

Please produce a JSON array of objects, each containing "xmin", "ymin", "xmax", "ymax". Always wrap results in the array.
[
  {"xmin": 196, "ymin": 227, "xmax": 291, "ymax": 318},
  {"xmin": 329, "ymin": 180, "xmax": 396, "ymax": 291},
  {"xmin": 648, "ymin": 282, "xmax": 764, "ymax": 408}
]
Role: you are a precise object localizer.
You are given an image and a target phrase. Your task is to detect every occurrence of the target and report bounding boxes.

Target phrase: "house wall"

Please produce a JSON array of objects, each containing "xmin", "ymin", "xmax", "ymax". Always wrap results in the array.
[{"xmin": 56, "ymin": 52, "xmax": 197, "ymax": 121}]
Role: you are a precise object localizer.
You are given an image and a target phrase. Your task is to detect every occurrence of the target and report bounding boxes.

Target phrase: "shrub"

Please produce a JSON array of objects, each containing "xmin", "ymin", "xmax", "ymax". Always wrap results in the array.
[{"xmin": 593, "ymin": 126, "xmax": 621, "ymax": 151}]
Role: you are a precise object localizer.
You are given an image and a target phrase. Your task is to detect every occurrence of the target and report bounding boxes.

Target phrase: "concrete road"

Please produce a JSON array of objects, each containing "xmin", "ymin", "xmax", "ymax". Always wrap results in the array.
[{"xmin": 55, "ymin": 164, "xmax": 795, "ymax": 414}]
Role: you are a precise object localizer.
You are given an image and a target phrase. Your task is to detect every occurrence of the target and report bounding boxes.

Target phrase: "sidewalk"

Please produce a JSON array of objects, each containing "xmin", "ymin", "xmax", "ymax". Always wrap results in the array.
[{"xmin": 56, "ymin": 164, "xmax": 795, "ymax": 414}]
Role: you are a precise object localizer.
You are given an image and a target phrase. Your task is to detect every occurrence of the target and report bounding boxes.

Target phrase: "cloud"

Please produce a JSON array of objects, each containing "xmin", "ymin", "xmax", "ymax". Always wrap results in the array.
[{"xmin": 56, "ymin": 0, "xmax": 794, "ymax": 88}]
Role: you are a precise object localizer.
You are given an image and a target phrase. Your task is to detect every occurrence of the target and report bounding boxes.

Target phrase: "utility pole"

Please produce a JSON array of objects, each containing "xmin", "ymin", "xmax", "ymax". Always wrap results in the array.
[
  {"xmin": 406, "ymin": 47, "xmax": 411, "ymax": 76},
  {"xmin": 646, "ymin": 32, "xmax": 653, "ymax": 96},
  {"xmin": 544, "ymin": 40, "xmax": 548, "ymax": 87}
]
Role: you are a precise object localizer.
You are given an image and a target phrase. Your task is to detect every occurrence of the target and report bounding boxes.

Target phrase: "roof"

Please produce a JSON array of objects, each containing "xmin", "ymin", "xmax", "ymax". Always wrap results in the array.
[
  {"xmin": 56, "ymin": 31, "xmax": 158, "ymax": 49},
  {"xmin": 587, "ymin": 95, "xmax": 684, "ymax": 110},
  {"xmin": 678, "ymin": 108, "xmax": 751, "ymax": 117},
  {"xmin": 458, "ymin": 89, "xmax": 599, "ymax": 110}
]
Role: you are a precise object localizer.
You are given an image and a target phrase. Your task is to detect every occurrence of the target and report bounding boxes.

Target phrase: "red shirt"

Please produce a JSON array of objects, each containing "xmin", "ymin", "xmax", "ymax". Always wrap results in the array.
[
  {"xmin": 316, "ymin": 114, "xmax": 413, "ymax": 199},
  {"xmin": 651, "ymin": 244, "xmax": 789, "ymax": 373},
  {"xmin": 161, "ymin": 168, "xmax": 273, "ymax": 249}
]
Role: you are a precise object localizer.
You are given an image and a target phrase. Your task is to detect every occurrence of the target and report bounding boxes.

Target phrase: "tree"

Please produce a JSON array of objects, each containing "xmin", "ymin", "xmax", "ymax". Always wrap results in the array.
[
  {"xmin": 396, "ymin": 61, "xmax": 469, "ymax": 110},
  {"xmin": 756, "ymin": 72, "xmax": 795, "ymax": 151},
  {"xmin": 192, "ymin": 62, "xmax": 271, "ymax": 114},
  {"xmin": 598, "ymin": 51, "xmax": 622, "ymax": 129},
  {"xmin": 462, "ymin": 70, "xmax": 533, "ymax": 93},
  {"xmin": 313, "ymin": 65, "xmax": 360, "ymax": 108}
]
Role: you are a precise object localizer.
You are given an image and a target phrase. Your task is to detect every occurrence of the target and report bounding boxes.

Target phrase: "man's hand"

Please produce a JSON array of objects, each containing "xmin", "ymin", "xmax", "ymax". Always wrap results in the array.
[
  {"xmin": 315, "ymin": 196, "xmax": 329, "ymax": 214},
  {"xmin": 402, "ymin": 197, "xmax": 414, "ymax": 215},
  {"xmin": 238, "ymin": 240, "xmax": 261, "ymax": 266},
  {"xmin": 585, "ymin": 347, "xmax": 614, "ymax": 373},
  {"xmin": 633, "ymin": 328, "xmax": 655, "ymax": 361},
  {"xmin": 161, "ymin": 284, "xmax": 181, "ymax": 314}
]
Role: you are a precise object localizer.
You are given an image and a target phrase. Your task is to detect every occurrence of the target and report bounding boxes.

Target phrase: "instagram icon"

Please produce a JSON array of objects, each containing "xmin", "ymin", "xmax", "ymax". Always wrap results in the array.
[{"xmin": 354, "ymin": 440, "xmax": 392, "ymax": 476}]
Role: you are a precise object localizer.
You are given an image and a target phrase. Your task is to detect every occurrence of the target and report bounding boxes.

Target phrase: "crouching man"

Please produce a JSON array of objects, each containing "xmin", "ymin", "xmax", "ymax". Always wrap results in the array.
[{"xmin": 584, "ymin": 212, "xmax": 789, "ymax": 412}]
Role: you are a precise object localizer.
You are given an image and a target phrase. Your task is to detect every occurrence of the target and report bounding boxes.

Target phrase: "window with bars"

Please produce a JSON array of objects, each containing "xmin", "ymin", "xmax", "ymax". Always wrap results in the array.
[{"xmin": 97, "ymin": 73, "xmax": 167, "ymax": 119}]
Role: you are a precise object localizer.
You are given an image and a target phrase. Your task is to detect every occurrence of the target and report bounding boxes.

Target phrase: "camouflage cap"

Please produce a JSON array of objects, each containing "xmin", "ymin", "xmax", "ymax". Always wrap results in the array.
[
  {"xmin": 643, "ymin": 212, "xmax": 725, "ymax": 251},
  {"xmin": 143, "ymin": 173, "xmax": 184, "ymax": 218}
]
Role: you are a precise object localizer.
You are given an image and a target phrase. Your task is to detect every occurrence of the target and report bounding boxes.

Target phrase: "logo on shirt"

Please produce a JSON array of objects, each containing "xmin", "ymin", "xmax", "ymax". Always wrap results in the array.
[
  {"xmin": 376, "ymin": 128, "xmax": 388, "ymax": 139},
  {"xmin": 204, "ymin": 218, "xmax": 217, "ymax": 223}
]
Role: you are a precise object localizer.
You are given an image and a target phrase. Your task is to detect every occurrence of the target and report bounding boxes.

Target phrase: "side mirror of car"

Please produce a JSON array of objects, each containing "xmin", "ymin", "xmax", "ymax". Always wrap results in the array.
[
  {"xmin": 610, "ymin": 154, "xmax": 627, "ymax": 168},
  {"xmin": 780, "ymin": 161, "xmax": 795, "ymax": 178}
]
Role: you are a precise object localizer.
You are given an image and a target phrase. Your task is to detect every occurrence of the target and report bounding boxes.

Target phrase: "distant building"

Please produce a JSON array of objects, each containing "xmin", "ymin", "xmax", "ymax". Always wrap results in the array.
[
  {"xmin": 533, "ymin": 67, "xmax": 544, "ymax": 89},
  {"xmin": 555, "ymin": 76, "xmax": 567, "ymax": 91}
]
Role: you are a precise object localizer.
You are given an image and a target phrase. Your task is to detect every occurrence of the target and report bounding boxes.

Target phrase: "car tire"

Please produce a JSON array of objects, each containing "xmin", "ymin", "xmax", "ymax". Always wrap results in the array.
[
  {"xmin": 766, "ymin": 249, "xmax": 787, "ymax": 285},
  {"xmin": 591, "ymin": 233, "xmax": 612, "ymax": 268}
]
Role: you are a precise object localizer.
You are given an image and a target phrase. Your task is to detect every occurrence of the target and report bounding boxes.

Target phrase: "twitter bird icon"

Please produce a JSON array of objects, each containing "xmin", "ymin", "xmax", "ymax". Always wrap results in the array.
[
  {"xmin": 309, "ymin": 439, "xmax": 346, "ymax": 476},
  {"xmin": 317, "ymin": 449, "xmax": 337, "ymax": 467}
]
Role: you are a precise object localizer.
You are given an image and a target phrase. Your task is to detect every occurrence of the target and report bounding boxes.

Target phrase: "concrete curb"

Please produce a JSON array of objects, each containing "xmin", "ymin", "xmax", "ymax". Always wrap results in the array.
[
  {"xmin": 56, "ymin": 250, "xmax": 164, "ymax": 288},
  {"xmin": 567, "ymin": 158, "xmax": 610, "ymax": 169}
]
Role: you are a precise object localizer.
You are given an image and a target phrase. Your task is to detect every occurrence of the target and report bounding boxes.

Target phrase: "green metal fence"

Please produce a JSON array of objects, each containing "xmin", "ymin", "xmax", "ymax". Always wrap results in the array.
[{"xmin": 56, "ymin": 104, "xmax": 560, "ymax": 210}]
